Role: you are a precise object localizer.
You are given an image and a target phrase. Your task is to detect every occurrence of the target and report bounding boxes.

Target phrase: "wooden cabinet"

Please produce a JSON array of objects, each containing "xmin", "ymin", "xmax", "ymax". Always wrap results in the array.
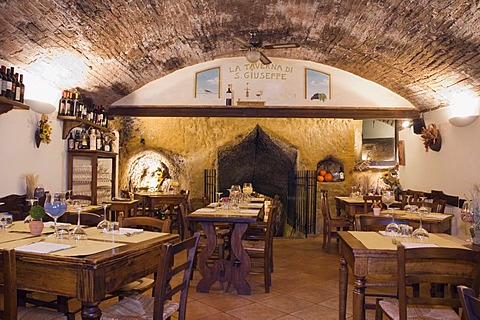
[{"xmin": 67, "ymin": 150, "xmax": 117, "ymax": 204}]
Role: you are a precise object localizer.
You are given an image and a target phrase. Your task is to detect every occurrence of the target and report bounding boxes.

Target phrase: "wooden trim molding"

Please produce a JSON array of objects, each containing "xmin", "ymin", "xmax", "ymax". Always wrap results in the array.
[{"xmin": 108, "ymin": 105, "xmax": 420, "ymax": 119}]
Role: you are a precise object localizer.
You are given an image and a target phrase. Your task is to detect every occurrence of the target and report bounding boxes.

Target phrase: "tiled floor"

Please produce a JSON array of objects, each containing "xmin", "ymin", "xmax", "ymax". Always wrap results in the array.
[
  {"xmin": 72, "ymin": 236, "xmax": 365, "ymax": 319},
  {"xmin": 181, "ymin": 236, "xmax": 357, "ymax": 320}
]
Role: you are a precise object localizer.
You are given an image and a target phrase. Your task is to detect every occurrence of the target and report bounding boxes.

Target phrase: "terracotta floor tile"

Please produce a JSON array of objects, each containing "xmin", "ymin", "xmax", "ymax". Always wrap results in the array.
[
  {"xmin": 226, "ymin": 302, "xmax": 287, "ymax": 320},
  {"xmin": 260, "ymin": 294, "xmax": 315, "ymax": 313},
  {"xmin": 198, "ymin": 292, "xmax": 254, "ymax": 312},
  {"xmin": 291, "ymin": 304, "xmax": 340, "ymax": 320},
  {"xmin": 288, "ymin": 286, "xmax": 339, "ymax": 304}
]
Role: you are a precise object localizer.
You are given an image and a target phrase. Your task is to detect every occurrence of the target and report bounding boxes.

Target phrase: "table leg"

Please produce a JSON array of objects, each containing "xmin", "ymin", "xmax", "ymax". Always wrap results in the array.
[
  {"xmin": 339, "ymin": 258, "xmax": 348, "ymax": 320},
  {"xmin": 228, "ymin": 223, "xmax": 251, "ymax": 295},
  {"xmin": 81, "ymin": 301, "xmax": 101, "ymax": 320},
  {"xmin": 353, "ymin": 275, "xmax": 366, "ymax": 320},
  {"xmin": 196, "ymin": 222, "xmax": 223, "ymax": 293}
]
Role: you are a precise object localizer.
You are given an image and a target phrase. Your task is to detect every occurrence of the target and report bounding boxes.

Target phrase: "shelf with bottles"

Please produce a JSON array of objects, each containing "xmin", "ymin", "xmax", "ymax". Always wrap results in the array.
[
  {"xmin": 0, "ymin": 95, "xmax": 29, "ymax": 115},
  {"xmin": 57, "ymin": 89, "xmax": 109, "ymax": 139},
  {"xmin": 67, "ymin": 127, "xmax": 116, "ymax": 154}
]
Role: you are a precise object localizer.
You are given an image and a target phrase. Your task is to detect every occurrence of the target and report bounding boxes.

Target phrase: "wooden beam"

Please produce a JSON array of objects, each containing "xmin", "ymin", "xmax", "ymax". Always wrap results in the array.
[{"xmin": 108, "ymin": 105, "xmax": 420, "ymax": 119}]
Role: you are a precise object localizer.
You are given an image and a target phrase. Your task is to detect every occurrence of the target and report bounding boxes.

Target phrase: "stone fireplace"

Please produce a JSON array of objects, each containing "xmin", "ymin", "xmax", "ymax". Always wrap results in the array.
[{"xmin": 217, "ymin": 125, "xmax": 297, "ymax": 205}]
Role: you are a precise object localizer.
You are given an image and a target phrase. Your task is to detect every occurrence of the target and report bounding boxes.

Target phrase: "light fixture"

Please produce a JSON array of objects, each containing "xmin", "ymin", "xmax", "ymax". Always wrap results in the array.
[
  {"xmin": 245, "ymin": 50, "xmax": 261, "ymax": 63},
  {"xmin": 447, "ymin": 92, "xmax": 479, "ymax": 127},
  {"xmin": 24, "ymin": 99, "xmax": 56, "ymax": 114},
  {"xmin": 401, "ymin": 120, "xmax": 412, "ymax": 129}
]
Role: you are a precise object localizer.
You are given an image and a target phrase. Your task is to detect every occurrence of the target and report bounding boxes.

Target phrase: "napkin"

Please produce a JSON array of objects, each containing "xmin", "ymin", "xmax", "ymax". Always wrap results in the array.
[
  {"xmin": 44, "ymin": 222, "xmax": 71, "ymax": 229},
  {"xmin": 195, "ymin": 208, "xmax": 216, "ymax": 213},
  {"xmin": 105, "ymin": 227, "xmax": 144, "ymax": 235},
  {"xmin": 239, "ymin": 209, "xmax": 258, "ymax": 214},
  {"xmin": 402, "ymin": 242, "xmax": 438, "ymax": 248},
  {"xmin": 15, "ymin": 242, "xmax": 72, "ymax": 254}
]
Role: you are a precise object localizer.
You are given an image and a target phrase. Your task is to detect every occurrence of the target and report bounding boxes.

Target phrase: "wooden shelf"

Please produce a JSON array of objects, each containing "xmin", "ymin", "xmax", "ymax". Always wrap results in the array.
[
  {"xmin": 0, "ymin": 96, "xmax": 29, "ymax": 115},
  {"xmin": 67, "ymin": 149, "xmax": 117, "ymax": 156},
  {"xmin": 58, "ymin": 115, "xmax": 109, "ymax": 139}
]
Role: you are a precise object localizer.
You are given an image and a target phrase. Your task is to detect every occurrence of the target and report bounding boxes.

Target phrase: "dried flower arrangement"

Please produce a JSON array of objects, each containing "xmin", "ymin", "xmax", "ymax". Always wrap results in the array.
[{"xmin": 420, "ymin": 124, "xmax": 441, "ymax": 152}]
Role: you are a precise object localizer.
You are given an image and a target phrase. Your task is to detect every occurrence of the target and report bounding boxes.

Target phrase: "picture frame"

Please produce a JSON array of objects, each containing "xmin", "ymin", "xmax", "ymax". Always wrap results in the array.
[
  {"xmin": 194, "ymin": 67, "xmax": 220, "ymax": 98},
  {"xmin": 304, "ymin": 68, "xmax": 331, "ymax": 101}
]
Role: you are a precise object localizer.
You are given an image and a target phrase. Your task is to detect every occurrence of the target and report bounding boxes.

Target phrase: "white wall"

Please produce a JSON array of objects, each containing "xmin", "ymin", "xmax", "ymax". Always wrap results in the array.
[
  {"xmin": 399, "ymin": 108, "xmax": 480, "ymax": 235},
  {"xmin": 0, "ymin": 59, "xmax": 64, "ymax": 197}
]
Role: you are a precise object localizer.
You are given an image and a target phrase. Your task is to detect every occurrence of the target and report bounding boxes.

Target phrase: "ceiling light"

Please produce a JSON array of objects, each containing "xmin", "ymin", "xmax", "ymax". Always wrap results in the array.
[
  {"xmin": 246, "ymin": 50, "xmax": 261, "ymax": 63},
  {"xmin": 448, "ymin": 115, "xmax": 479, "ymax": 127}
]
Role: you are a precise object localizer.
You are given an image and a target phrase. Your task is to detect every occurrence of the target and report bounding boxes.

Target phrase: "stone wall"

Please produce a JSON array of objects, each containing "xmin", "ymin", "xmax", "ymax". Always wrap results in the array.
[{"xmin": 113, "ymin": 116, "xmax": 361, "ymax": 234}]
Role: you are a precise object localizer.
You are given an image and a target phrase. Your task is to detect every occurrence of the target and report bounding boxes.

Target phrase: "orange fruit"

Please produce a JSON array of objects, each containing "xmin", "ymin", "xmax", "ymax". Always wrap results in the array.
[
  {"xmin": 324, "ymin": 173, "xmax": 333, "ymax": 182},
  {"xmin": 319, "ymin": 170, "xmax": 327, "ymax": 176},
  {"xmin": 317, "ymin": 175, "xmax": 325, "ymax": 182}
]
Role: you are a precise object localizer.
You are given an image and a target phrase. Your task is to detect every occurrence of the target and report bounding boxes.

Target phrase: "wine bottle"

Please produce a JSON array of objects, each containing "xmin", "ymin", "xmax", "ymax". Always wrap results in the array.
[
  {"xmin": 0, "ymin": 66, "xmax": 6, "ymax": 97},
  {"xmin": 226, "ymin": 84, "xmax": 232, "ymax": 106},
  {"xmin": 89, "ymin": 128, "xmax": 96, "ymax": 150},
  {"xmin": 67, "ymin": 132, "xmax": 75, "ymax": 150},
  {"xmin": 65, "ymin": 91, "xmax": 73, "ymax": 116},
  {"xmin": 5, "ymin": 68, "xmax": 13, "ymax": 100},
  {"xmin": 9, "ymin": 67, "xmax": 15, "ymax": 100},
  {"xmin": 80, "ymin": 129, "xmax": 89, "ymax": 149},
  {"xmin": 14, "ymin": 73, "xmax": 21, "ymax": 102},
  {"xmin": 96, "ymin": 131, "xmax": 102, "ymax": 150},
  {"xmin": 58, "ymin": 91, "xmax": 66, "ymax": 115},
  {"xmin": 74, "ymin": 130, "xmax": 81, "ymax": 149},
  {"xmin": 19, "ymin": 74, "xmax": 25, "ymax": 103},
  {"xmin": 339, "ymin": 166, "xmax": 345, "ymax": 181}
]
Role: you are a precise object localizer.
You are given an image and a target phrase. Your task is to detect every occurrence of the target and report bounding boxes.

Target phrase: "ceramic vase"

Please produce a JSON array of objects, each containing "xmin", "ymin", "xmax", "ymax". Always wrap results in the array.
[{"xmin": 29, "ymin": 220, "xmax": 44, "ymax": 236}]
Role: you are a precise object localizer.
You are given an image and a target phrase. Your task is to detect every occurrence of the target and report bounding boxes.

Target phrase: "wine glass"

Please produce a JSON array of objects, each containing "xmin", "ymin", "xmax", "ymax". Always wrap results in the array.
[
  {"xmin": 44, "ymin": 192, "xmax": 68, "ymax": 239},
  {"xmin": 403, "ymin": 195, "xmax": 412, "ymax": 212},
  {"xmin": 413, "ymin": 200, "xmax": 430, "ymax": 240},
  {"xmin": 71, "ymin": 200, "xmax": 87, "ymax": 241},
  {"xmin": 382, "ymin": 190, "xmax": 395, "ymax": 215},
  {"xmin": 229, "ymin": 185, "xmax": 242, "ymax": 210},
  {"xmin": 97, "ymin": 202, "xmax": 110, "ymax": 232},
  {"xmin": 460, "ymin": 200, "xmax": 474, "ymax": 242},
  {"xmin": 383, "ymin": 191, "xmax": 399, "ymax": 236}
]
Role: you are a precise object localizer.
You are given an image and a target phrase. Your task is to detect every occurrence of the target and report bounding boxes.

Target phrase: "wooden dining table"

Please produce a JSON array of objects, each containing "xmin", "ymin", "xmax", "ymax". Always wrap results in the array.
[
  {"xmin": 186, "ymin": 206, "xmax": 261, "ymax": 295},
  {"xmin": 134, "ymin": 191, "xmax": 186, "ymax": 216},
  {"xmin": 0, "ymin": 225, "xmax": 178, "ymax": 320},
  {"xmin": 355, "ymin": 210, "xmax": 454, "ymax": 234},
  {"xmin": 337, "ymin": 231, "xmax": 473, "ymax": 320},
  {"xmin": 335, "ymin": 196, "xmax": 402, "ymax": 217}
]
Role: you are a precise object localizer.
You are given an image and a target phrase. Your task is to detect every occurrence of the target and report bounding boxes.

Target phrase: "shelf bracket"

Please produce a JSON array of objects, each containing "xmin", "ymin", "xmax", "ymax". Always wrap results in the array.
[{"xmin": 62, "ymin": 119, "xmax": 83, "ymax": 139}]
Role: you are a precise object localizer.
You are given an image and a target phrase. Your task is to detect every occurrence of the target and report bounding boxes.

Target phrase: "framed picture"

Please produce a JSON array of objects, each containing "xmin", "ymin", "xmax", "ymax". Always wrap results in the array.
[
  {"xmin": 304, "ymin": 68, "xmax": 331, "ymax": 101},
  {"xmin": 194, "ymin": 67, "xmax": 220, "ymax": 98}
]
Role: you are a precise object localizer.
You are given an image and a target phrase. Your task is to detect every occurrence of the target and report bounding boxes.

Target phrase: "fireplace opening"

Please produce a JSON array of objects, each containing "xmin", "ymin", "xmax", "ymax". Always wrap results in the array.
[{"xmin": 217, "ymin": 125, "xmax": 297, "ymax": 209}]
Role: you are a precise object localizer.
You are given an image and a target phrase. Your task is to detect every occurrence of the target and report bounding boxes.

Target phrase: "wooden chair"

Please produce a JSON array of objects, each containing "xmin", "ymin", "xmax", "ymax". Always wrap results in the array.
[
  {"xmin": 320, "ymin": 190, "xmax": 353, "ymax": 251},
  {"xmin": 375, "ymin": 245, "xmax": 480, "ymax": 320},
  {"xmin": 119, "ymin": 214, "xmax": 172, "ymax": 233},
  {"xmin": 358, "ymin": 216, "xmax": 409, "ymax": 232},
  {"xmin": 458, "ymin": 285, "xmax": 480, "ymax": 320},
  {"xmin": 0, "ymin": 249, "xmax": 66, "ymax": 320},
  {"xmin": 61, "ymin": 212, "xmax": 102, "ymax": 226},
  {"xmin": 363, "ymin": 195, "xmax": 382, "ymax": 214},
  {"xmin": 112, "ymin": 215, "xmax": 172, "ymax": 298},
  {"xmin": 410, "ymin": 198, "xmax": 447, "ymax": 213},
  {"xmin": 242, "ymin": 199, "xmax": 282, "ymax": 293},
  {"xmin": 102, "ymin": 233, "xmax": 200, "ymax": 320}
]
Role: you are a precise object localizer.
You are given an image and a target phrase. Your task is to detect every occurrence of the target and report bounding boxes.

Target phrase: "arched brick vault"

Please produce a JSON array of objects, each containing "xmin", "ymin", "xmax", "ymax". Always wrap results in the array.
[{"xmin": 1, "ymin": 0, "xmax": 478, "ymax": 111}]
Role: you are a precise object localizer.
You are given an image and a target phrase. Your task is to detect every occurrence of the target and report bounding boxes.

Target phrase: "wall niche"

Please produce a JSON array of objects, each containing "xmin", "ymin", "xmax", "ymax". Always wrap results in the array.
[{"xmin": 316, "ymin": 156, "xmax": 344, "ymax": 182}]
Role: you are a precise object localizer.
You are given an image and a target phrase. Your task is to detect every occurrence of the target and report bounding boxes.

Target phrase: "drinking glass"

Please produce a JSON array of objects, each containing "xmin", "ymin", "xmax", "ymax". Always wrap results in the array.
[
  {"xmin": 71, "ymin": 200, "xmax": 87, "ymax": 241},
  {"xmin": 44, "ymin": 192, "xmax": 68, "ymax": 239},
  {"xmin": 460, "ymin": 200, "xmax": 474, "ymax": 242},
  {"xmin": 97, "ymin": 202, "xmax": 110, "ymax": 232},
  {"xmin": 381, "ymin": 190, "xmax": 395, "ymax": 214},
  {"xmin": 243, "ymin": 183, "xmax": 253, "ymax": 195},
  {"xmin": 413, "ymin": 201, "xmax": 429, "ymax": 240},
  {"xmin": 403, "ymin": 195, "xmax": 412, "ymax": 212},
  {"xmin": 383, "ymin": 191, "xmax": 398, "ymax": 236},
  {"xmin": 229, "ymin": 185, "xmax": 242, "ymax": 210}
]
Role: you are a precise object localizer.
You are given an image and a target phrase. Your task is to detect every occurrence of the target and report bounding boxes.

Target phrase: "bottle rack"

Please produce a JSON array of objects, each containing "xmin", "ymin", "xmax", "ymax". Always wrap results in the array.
[
  {"xmin": 58, "ymin": 115, "xmax": 109, "ymax": 139},
  {"xmin": 0, "ymin": 96, "xmax": 29, "ymax": 115}
]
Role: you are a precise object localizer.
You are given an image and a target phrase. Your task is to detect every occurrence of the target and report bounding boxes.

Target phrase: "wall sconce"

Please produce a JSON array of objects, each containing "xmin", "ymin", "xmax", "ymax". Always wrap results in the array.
[
  {"xmin": 245, "ymin": 50, "xmax": 261, "ymax": 63},
  {"xmin": 447, "ymin": 93, "xmax": 479, "ymax": 127},
  {"xmin": 25, "ymin": 99, "xmax": 56, "ymax": 114}
]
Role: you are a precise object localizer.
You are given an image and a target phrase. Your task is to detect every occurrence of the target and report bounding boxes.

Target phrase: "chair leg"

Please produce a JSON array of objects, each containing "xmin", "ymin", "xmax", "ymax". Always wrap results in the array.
[
  {"xmin": 326, "ymin": 225, "xmax": 332, "ymax": 251},
  {"xmin": 322, "ymin": 221, "xmax": 327, "ymax": 249},
  {"xmin": 265, "ymin": 256, "xmax": 271, "ymax": 293}
]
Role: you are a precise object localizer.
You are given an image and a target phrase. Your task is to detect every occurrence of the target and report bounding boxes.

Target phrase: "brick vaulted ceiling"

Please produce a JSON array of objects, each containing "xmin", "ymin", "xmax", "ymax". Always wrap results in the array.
[{"xmin": 0, "ymin": 0, "xmax": 479, "ymax": 113}]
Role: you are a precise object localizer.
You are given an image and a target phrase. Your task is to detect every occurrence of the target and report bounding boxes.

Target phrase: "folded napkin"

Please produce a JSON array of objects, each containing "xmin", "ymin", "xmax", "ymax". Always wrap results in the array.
[
  {"xmin": 104, "ymin": 227, "xmax": 144, "ymax": 235},
  {"xmin": 195, "ymin": 208, "xmax": 216, "ymax": 213},
  {"xmin": 239, "ymin": 209, "xmax": 258, "ymax": 214},
  {"xmin": 15, "ymin": 242, "xmax": 72, "ymax": 254},
  {"xmin": 44, "ymin": 222, "xmax": 71, "ymax": 229},
  {"xmin": 402, "ymin": 242, "xmax": 437, "ymax": 248}
]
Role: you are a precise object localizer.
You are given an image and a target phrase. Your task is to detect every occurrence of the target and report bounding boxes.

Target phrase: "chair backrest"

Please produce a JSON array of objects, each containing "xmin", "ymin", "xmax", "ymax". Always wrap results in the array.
[
  {"xmin": 410, "ymin": 198, "xmax": 447, "ymax": 213},
  {"xmin": 458, "ymin": 285, "xmax": 480, "ymax": 320},
  {"xmin": 178, "ymin": 203, "xmax": 190, "ymax": 240},
  {"xmin": 363, "ymin": 195, "xmax": 382, "ymax": 214},
  {"xmin": 402, "ymin": 189, "xmax": 425, "ymax": 202},
  {"xmin": 397, "ymin": 245, "xmax": 480, "ymax": 320},
  {"xmin": 62, "ymin": 212, "xmax": 103, "ymax": 226},
  {"xmin": 265, "ymin": 197, "xmax": 281, "ymax": 255},
  {"xmin": 320, "ymin": 190, "xmax": 331, "ymax": 222},
  {"xmin": 359, "ymin": 216, "xmax": 409, "ymax": 232},
  {"xmin": 152, "ymin": 233, "xmax": 200, "ymax": 320},
  {"xmin": 119, "ymin": 215, "xmax": 171, "ymax": 233},
  {"xmin": 0, "ymin": 249, "xmax": 17, "ymax": 320}
]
